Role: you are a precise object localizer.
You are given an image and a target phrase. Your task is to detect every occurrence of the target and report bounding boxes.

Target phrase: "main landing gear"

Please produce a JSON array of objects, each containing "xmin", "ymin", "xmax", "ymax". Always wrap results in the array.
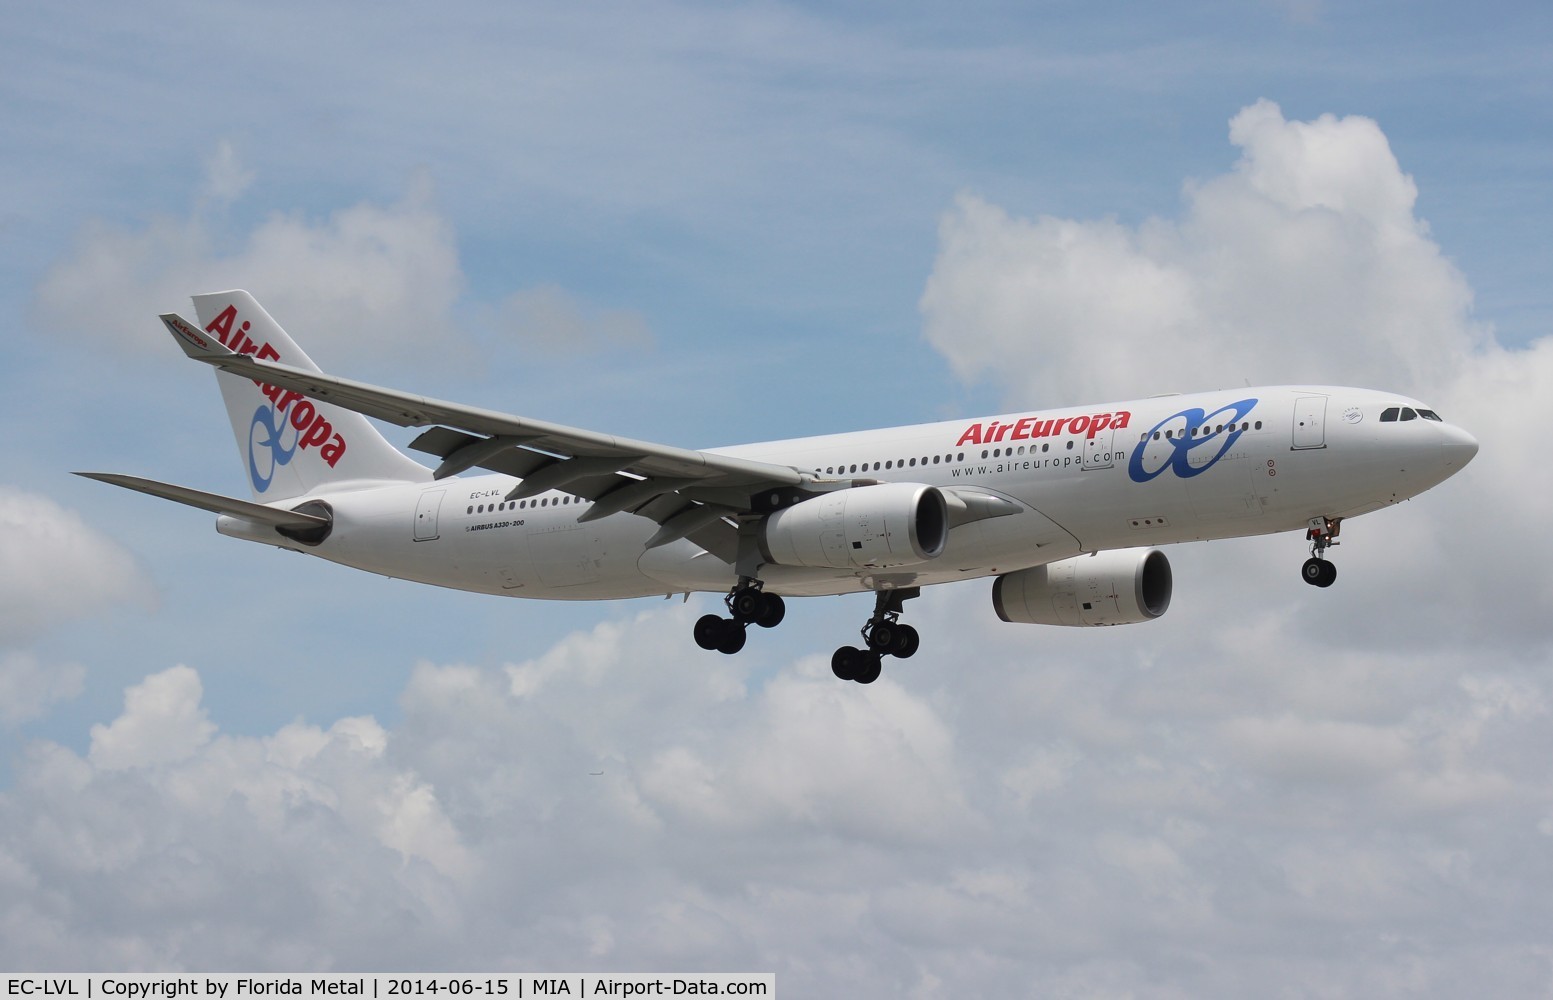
[
  {"xmin": 694, "ymin": 579, "xmax": 786, "ymax": 655},
  {"xmin": 692, "ymin": 581, "xmax": 924, "ymax": 685},
  {"xmin": 1301, "ymin": 516, "xmax": 1342, "ymax": 588},
  {"xmin": 830, "ymin": 587, "xmax": 921, "ymax": 686}
]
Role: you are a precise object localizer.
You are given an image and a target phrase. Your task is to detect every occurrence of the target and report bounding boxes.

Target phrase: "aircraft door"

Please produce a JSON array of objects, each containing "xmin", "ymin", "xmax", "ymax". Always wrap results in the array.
[
  {"xmin": 414, "ymin": 488, "xmax": 445, "ymax": 541},
  {"xmin": 1292, "ymin": 396, "xmax": 1328, "ymax": 450},
  {"xmin": 1083, "ymin": 425, "xmax": 1116, "ymax": 470}
]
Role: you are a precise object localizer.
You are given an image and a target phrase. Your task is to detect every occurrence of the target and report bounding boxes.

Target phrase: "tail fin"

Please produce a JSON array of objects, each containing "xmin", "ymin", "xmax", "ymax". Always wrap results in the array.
[{"xmin": 190, "ymin": 290, "xmax": 431, "ymax": 501}]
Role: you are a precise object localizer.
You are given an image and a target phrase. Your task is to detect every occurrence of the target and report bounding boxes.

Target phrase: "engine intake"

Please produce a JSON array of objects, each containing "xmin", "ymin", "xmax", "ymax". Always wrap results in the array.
[
  {"xmin": 760, "ymin": 483, "xmax": 949, "ymax": 569},
  {"xmin": 993, "ymin": 548, "xmax": 1172, "ymax": 627}
]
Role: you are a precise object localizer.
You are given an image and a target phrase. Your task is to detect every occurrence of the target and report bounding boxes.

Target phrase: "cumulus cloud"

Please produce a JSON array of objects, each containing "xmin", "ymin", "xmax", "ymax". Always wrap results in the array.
[
  {"xmin": 921, "ymin": 99, "xmax": 1486, "ymax": 406},
  {"xmin": 34, "ymin": 142, "xmax": 659, "ymax": 368},
  {"xmin": 5, "ymin": 103, "xmax": 1553, "ymax": 994},
  {"xmin": 32, "ymin": 147, "xmax": 466, "ymax": 363},
  {"xmin": 0, "ymin": 606, "xmax": 1547, "ymax": 991},
  {"xmin": 0, "ymin": 487, "xmax": 146, "ymax": 726},
  {"xmin": 88, "ymin": 665, "xmax": 216, "ymax": 770},
  {"xmin": 0, "ymin": 485, "xmax": 150, "ymax": 646},
  {"xmin": 921, "ymin": 98, "xmax": 1550, "ymax": 642}
]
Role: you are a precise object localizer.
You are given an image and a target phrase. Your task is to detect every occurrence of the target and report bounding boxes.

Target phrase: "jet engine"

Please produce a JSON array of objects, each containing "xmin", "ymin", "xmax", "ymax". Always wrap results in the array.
[
  {"xmin": 993, "ymin": 548, "xmax": 1172, "ymax": 627},
  {"xmin": 760, "ymin": 483, "xmax": 949, "ymax": 570}
]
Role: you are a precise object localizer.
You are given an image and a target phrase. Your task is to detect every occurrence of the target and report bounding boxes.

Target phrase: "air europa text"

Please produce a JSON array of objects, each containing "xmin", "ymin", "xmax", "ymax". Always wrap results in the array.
[{"xmin": 956, "ymin": 410, "xmax": 1131, "ymax": 447}]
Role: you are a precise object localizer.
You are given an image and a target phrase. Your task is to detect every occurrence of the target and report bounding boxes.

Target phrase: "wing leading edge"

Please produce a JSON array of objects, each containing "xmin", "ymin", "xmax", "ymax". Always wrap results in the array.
[{"xmin": 159, "ymin": 312, "xmax": 812, "ymax": 559}]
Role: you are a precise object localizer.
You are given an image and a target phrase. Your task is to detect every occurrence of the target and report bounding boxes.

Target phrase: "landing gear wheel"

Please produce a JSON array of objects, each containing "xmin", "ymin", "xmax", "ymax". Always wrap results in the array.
[
  {"xmin": 729, "ymin": 586, "xmax": 764, "ymax": 623},
  {"xmin": 853, "ymin": 652, "xmax": 883, "ymax": 685},
  {"xmin": 715, "ymin": 621, "xmax": 747, "ymax": 654},
  {"xmin": 1302, "ymin": 558, "xmax": 1337, "ymax": 588},
  {"xmin": 866, "ymin": 621, "xmax": 898, "ymax": 654},
  {"xmin": 694, "ymin": 614, "xmax": 726, "ymax": 651},
  {"xmin": 754, "ymin": 593, "xmax": 786, "ymax": 629},
  {"xmin": 832, "ymin": 646, "xmax": 861, "ymax": 681},
  {"xmin": 892, "ymin": 624, "xmax": 920, "ymax": 659}
]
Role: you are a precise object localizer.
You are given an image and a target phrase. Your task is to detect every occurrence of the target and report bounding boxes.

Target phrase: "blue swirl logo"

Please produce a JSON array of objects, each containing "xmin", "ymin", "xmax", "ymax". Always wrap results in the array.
[
  {"xmin": 248, "ymin": 404, "xmax": 298, "ymax": 494},
  {"xmin": 1128, "ymin": 398, "xmax": 1259, "ymax": 483}
]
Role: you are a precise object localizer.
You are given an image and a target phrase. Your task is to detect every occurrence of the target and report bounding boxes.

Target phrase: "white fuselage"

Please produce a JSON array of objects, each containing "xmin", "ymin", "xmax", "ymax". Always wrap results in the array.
[{"xmin": 220, "ymin": 386, "xmax": 1476, "ymax": 601}]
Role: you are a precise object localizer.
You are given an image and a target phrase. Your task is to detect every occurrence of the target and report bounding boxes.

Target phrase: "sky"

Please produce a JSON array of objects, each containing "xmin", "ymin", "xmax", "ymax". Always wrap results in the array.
[{"xmin": 3, "ymin": 0, "xmax": 1552, "ymax": 993}]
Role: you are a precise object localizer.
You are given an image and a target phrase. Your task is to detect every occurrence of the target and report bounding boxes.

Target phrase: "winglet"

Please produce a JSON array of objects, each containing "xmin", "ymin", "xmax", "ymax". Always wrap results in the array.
[{"xmin": 160, "ymin": 312, "xmax": 235, "ymax": 361}]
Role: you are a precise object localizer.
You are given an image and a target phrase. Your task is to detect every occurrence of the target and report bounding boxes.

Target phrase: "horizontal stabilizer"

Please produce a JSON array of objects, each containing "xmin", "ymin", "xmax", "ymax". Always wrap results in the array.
[{"xmin": 75, "ymin": 472, "xmax": 330, "ymax": 530}]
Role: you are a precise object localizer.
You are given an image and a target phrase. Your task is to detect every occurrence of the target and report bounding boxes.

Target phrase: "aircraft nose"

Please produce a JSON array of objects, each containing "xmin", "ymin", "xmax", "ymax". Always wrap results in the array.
[{"xmin": 1441, "ymin": 424, "xmax": 1479, "ymax": 470}]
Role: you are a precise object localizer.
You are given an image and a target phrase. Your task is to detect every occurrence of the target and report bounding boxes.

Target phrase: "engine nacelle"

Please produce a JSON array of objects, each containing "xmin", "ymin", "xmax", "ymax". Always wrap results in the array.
[
  {"xmin": 993, "ymin": 548, "xmax": 1172, "ymax": 627},
  {"xmin": 759, "ymin": 483, "xmax": 949, "ymax": 570}
]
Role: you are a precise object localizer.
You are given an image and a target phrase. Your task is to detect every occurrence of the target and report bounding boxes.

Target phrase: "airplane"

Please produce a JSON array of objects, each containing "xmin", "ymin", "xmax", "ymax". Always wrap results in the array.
[{"xmin": 79, "ymin": 291, "xmax": 1479, "ymax": 684}]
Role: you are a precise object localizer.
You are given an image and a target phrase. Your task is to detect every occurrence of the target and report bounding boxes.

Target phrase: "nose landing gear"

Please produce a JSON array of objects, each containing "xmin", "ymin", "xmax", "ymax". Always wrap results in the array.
[
  {"xmin": 831, "ymin": 587, "xmax": 920, "ymax": 685},
  {"xmin": 1302, "ymin": 516, "xmax": 1341, "ymax": 588}
]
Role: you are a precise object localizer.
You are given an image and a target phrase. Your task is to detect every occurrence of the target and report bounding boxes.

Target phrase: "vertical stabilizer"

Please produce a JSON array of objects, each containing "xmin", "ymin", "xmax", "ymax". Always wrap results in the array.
[{"xmin": 190, "ymin": 290, "xmax": 431, "ymax": 501}]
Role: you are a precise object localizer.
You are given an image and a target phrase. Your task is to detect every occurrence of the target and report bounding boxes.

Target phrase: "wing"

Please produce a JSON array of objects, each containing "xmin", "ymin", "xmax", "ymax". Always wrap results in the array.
[
  {"xmin": 75, "ymin": 472, "xmax": 331, "ymax": 531},
  {"xmin": 160, "ymin": 313, "xmax": 812, "ymax": 561}
]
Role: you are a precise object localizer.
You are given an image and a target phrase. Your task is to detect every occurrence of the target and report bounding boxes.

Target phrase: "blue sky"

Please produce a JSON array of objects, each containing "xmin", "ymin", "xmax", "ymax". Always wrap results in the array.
[{"xmin": 4, "ymin": 1, "xmax": 1553, "ymax": 992}]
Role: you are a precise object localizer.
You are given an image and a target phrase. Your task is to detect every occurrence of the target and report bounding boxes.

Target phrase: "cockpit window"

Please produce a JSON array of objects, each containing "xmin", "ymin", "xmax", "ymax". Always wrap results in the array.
[
  {"xmin": 1417, "ymin": 409, "xmax": 1443, "ymax": 421},
  {"xmin": 1400, "ymin": 407, "xmax": 1418, "ymax": 421},
  {"xmin": 1380, "ymin": 407, "xmax": 1400, "ymax": 422}
]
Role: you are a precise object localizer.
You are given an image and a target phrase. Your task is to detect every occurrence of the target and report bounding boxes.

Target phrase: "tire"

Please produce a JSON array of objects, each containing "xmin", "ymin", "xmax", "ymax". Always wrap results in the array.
[
  {"xmin": 867, "ymin": 622, "xmax": 897, "ymax": 653},
  {"xmin": 755, "ymin": 593, "xmax": 786, "ymax": 629},
  {"xmin": 1302, "ymin": 558, "xmax": 1325, "ymax": 586},
  {"xmin": 716, "ymin": 622, "xmax": 747, "ymax": 655},
  {"xmin": 1317, "ymin": 561, "xmax": 1338, "ymax": 588},
  {"xmin": 893, "ymin": 624, "xmax": 920, "ymax": 659},
  {"xmin": 831, "ymin": 646, "xmax": 860, "ymax": 681},
  {"xmin": 854, "ymin": 652, "xmax": 883, "ymax": 685},
  {"xmin": 730, "ymin": 587, "xmax": 762, "ymax": 623},
  {"xmin": 694, "ymin": 614, "xmax": 725, "ymax": 650}
]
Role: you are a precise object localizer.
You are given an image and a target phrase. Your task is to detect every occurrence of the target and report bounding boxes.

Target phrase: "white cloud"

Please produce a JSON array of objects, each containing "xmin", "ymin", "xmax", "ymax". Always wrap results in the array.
[
  {"xmin": 5, "ymin": 101, "xmax": 1553, "ymax": 993},
  {"xmin": 32, "ymin": 150, "xmax": 466, "ymax": 364},
  {"xmin": 88, "ymin": 665, "xmax": 215, "ymax": 770},
  {"xmin": 2, "ymin": 597, "xmax": 1550, "ymax": 991},
  {"xmin": 33, "ymin": 143, "xmax": 661, "ymax": 369},
  {"xmin": 0, "ymin": 651, "xmax": 84, "ymax": 726},
  {"xmin": 0, "ymin": 485, "xmax": 150, "ymax": 646},
  {"xmin": 920, "ymin": 99, "xmax": 1486, "ymax": 407}
]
